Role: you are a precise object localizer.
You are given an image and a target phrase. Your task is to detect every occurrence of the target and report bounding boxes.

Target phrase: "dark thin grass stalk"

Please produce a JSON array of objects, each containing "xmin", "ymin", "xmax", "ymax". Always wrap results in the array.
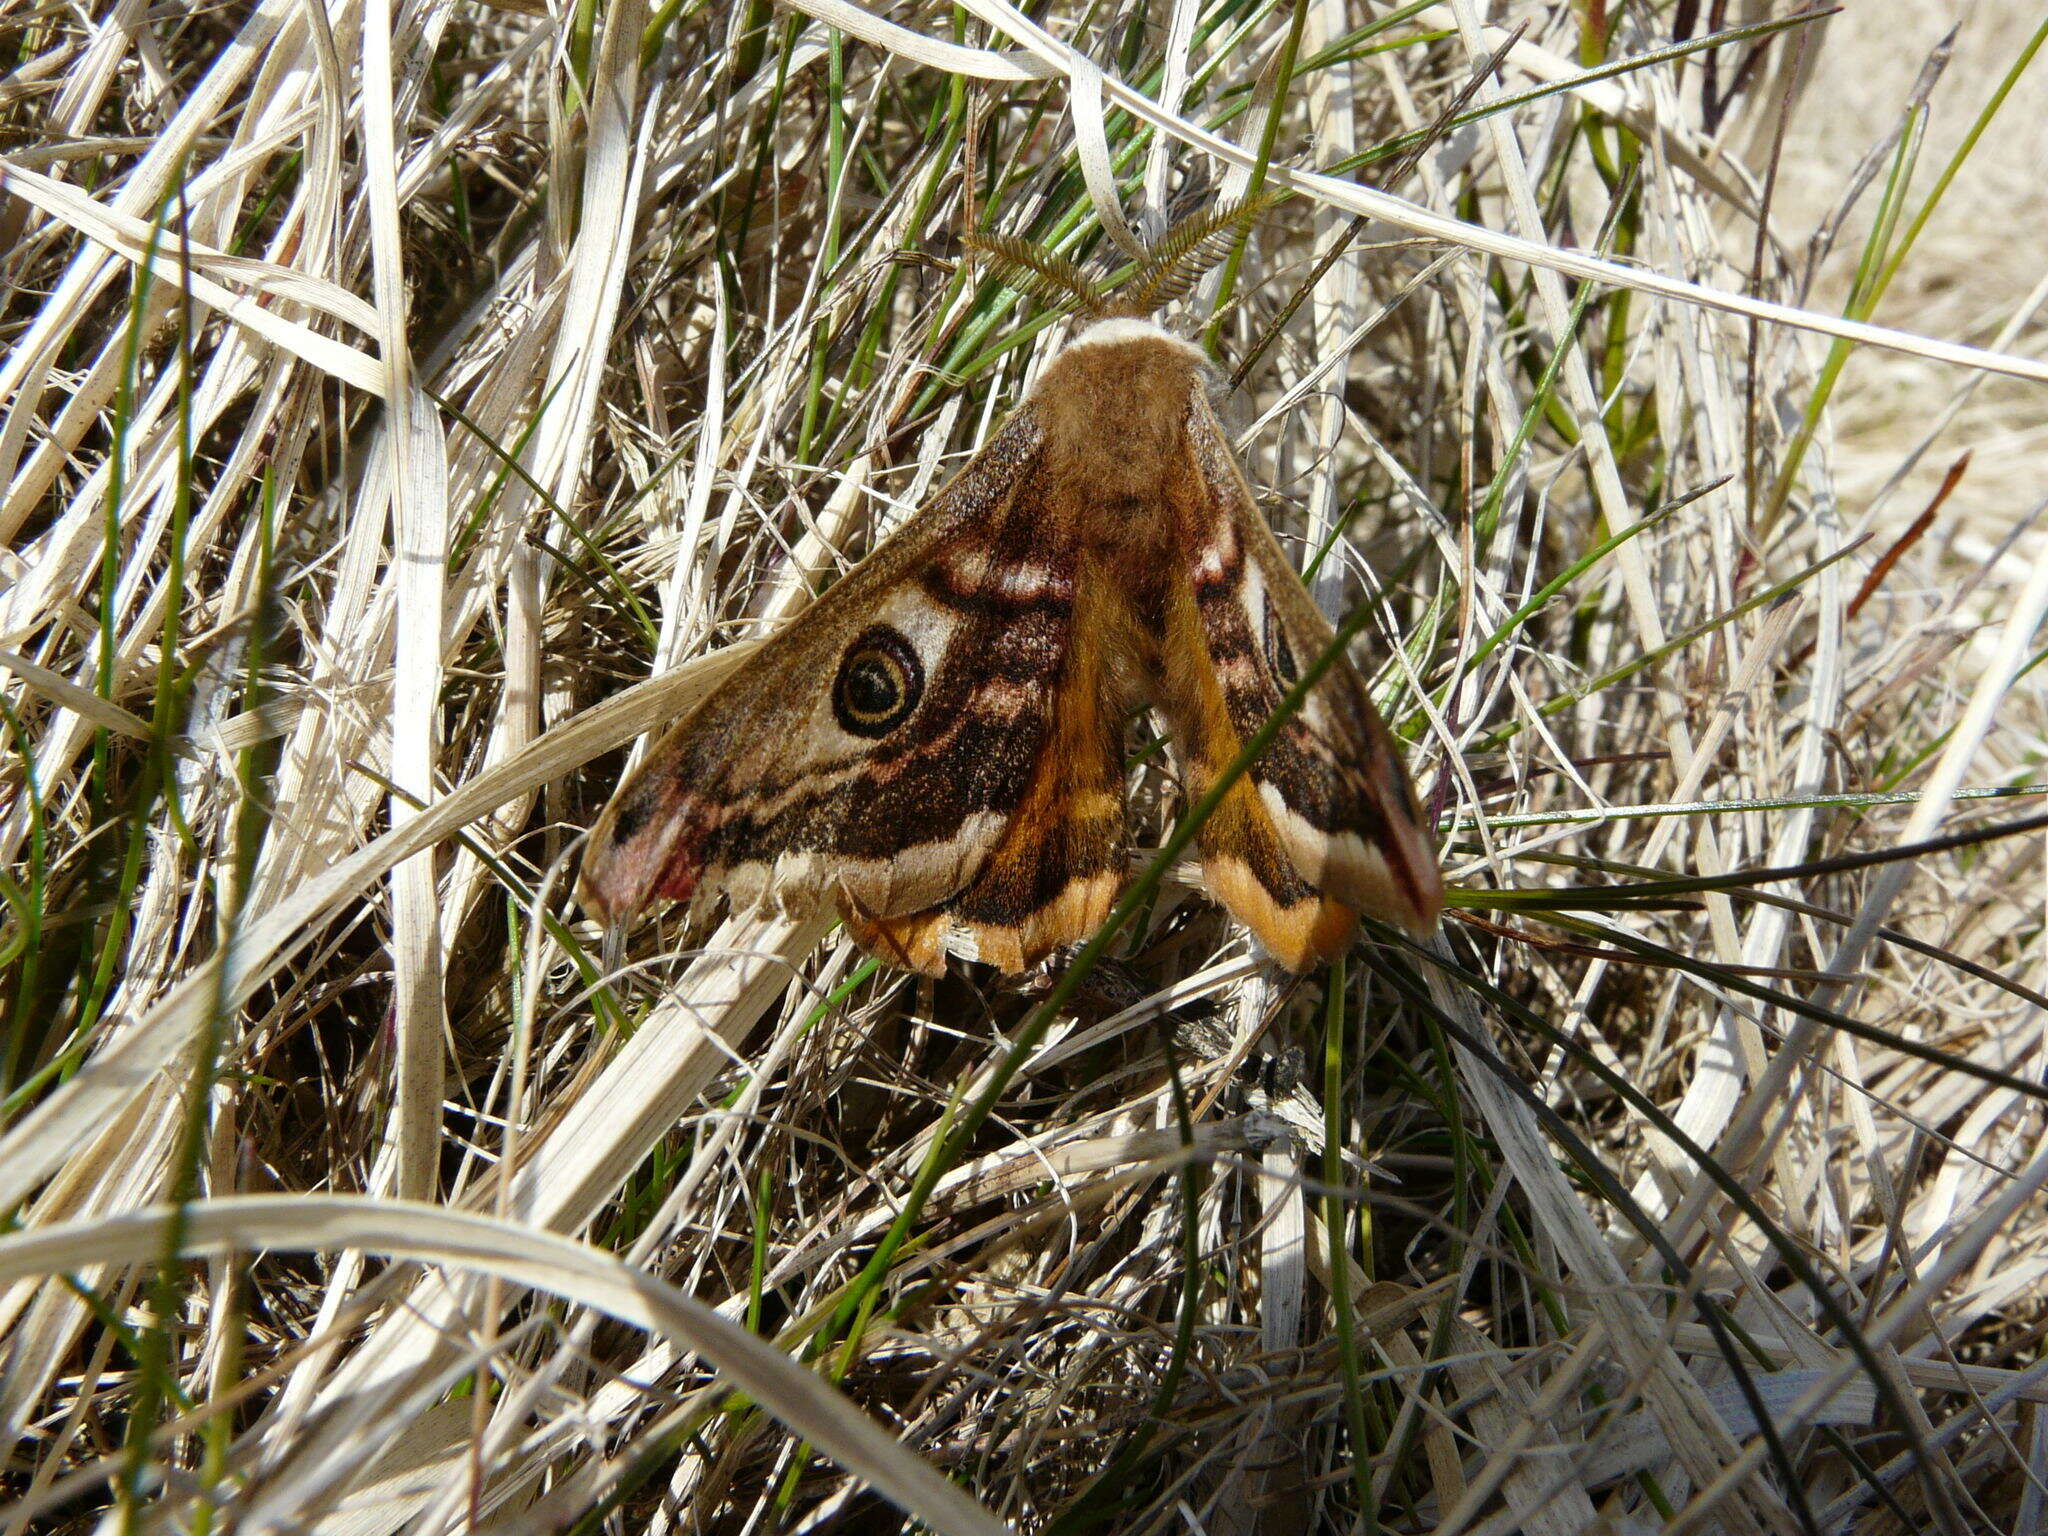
[
  {"xmin": 808, "ymin": 98, "xmax": 979, "ymax": 448},
  {"xmin": 1479, "ymin": 781, "xmax": 2048, "ymax": 829},
  {"xmin": 1324, "ymin": 7, "xmax": 1832, "ymax": 180},
  {"xmin": 1883, "ymin": 633, "xmax": 2048, "ymax": 788},
  {"xmin": 1231, "ymin": 23, "xmax": 1519, "ymax": 392},
  {"xmin": 1472, "ymin": 240, "xmax": 1607, "ymax": 557},
  {"xmin": 435, "ymin": 376, "xmax": 562, "ymax": 554},
  {"xmin": 225, "ymin": 149, "xmax": 302, "ymax": 258},
  {"xmin": 1591, "ymin": 158, "xmax": 1644, "ymax": 448},
  {"xmin": 1427, "ymin": 156, "xmax": 1637, "ymax": 766},
  {"xmin": 827, "ymin": 86, "xmax": 968, "ymax": 435},
  {"xmin": 1742, "ymin": 16, "xmax": 1809, "ymax": 531},
  {"xmin": 1455, "ymin": 477, "xmax": 1711, "ymax": 682},
  {"xmin": 1480, "ymin": 803, "xmax": 2048, "ymax": 915},
  {"xmin": 1321, "ymin": 955, "xmax": 1380, "ymax": 1531},
  {"xmin": 0, "ymin": 693, "xmax": 45, "ymax": 1098},
  {"xmin": 1395, "ymin": 957, "xmax": 1824, "ymax": 1535},
  {"xmin": 1474, "ymin": 535, "xmax": 1871, "ymax": 751},
  {"xmin": 1490, "ymin": 842, "xmax": 2048, "ymax": 1017},
  {"xmin": 1396, "ymin": 988, "xmax": 1483, "ymax": 1512},
  {"xmin": 72, "ymin": 178, "xmax": 180, "ymax": 1106},
  {"xmin": 431, "ymin": 383, "xmax": 659, "ymax": 647},
  {"xmin": 746, "ymin": 1163, "xmax": 773, "ymax": 1336},
  {"xmin": 1506, "ymin": 898, "xmax": 2048, "ymax": 1110},
  {"xmin": 1295, "ymin": 24, "xmax": 1453, "ymax": 82},
  {"xmin": 1042, "ymin": 1035, "xmax": 1207, "ymax": 1534},
  {"xmin": 723, "ymin": 13, "xmax": 805, "ymax": 301}
]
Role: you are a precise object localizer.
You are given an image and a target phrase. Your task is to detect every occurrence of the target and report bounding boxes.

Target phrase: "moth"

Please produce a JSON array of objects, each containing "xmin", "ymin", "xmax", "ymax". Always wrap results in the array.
[{"xmin": 580, "ymin": 221, "xmax": 1441, "ymax": 975}]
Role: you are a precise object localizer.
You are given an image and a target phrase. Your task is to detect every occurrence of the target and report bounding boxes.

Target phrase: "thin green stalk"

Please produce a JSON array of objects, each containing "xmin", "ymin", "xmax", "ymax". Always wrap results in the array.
[
  {"xmin": 0, "ymin": 695, "xmax": 46, "ymax": 1103},
  {"xmin": 795, "ymin": 29, "xmax": 849, "ymax": 465},
  {"xmin": 117, "ymin": 179, "xmax": 209, "ymax": 1536},
  {"xmin": 1762, "ymin": 19, "xmax": 2048, "ymax": 532},
  {"xmin": 747, "ymin": 1163, "xmax": 774, "ymax": 1335},
  {"xmin": 1455, "ymin": 484, "xmax": 1699, "ymax": 681},
  {"xmin": 1474, "ymin": 535, "xmax": 1870, "ymax": 751}
]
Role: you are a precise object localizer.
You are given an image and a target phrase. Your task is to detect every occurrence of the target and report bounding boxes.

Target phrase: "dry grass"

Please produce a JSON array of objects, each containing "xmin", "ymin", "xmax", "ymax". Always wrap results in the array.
[{"xmin": 3, "ymin": 2, "xmax": 2047, "ymax": 1533}]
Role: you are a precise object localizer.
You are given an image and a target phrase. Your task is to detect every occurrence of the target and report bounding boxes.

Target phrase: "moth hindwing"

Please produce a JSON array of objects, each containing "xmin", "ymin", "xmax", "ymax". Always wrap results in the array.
[{"xmin": 580, "ymin": 316, "xmax": 1441, "ymax": 974}]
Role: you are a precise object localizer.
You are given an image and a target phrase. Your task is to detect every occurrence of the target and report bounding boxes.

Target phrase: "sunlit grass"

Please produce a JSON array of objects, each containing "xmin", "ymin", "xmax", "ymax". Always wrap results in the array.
[{"xmin": 2, "ymin": 3, "xmax": 2046, "ymax": 1533}]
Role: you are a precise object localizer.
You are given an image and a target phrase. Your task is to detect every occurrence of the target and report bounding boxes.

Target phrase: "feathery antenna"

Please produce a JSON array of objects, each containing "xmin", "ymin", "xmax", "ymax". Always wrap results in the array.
[
  {"xmin": 1111, "ymin": 192, "xmax": 1283, "ymax": 317},
  {"xmin": 962, "ymin": 231, "xmax": 1106, "ymax": 316}
]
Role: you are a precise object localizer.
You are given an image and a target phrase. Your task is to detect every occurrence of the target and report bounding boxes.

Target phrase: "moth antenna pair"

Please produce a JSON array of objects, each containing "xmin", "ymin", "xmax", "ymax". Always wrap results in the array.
[
  {"xmin": 1110, "ymin": 190, "xmax": 1284, "ymax": 316},
  {"xmin": 963, "ymin": 191, "xmax": 1283, "ymax": 321}
]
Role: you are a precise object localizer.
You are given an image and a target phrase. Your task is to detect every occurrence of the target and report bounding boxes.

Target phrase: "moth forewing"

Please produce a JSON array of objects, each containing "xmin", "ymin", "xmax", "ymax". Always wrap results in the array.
[{"xmin": 577, "ymin": 408, "xmax": 1057, "ymax": 936}]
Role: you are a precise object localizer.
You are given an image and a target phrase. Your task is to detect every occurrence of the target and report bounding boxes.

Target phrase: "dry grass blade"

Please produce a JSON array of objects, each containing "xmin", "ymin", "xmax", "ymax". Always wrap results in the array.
[
  {"xmin": 4, "ymin": 2, "xmax": 2047, "ymax": 1533},
  {"xmin": 0, "ymin": 1198, "xmax": 1013, "ymax": 1536}
]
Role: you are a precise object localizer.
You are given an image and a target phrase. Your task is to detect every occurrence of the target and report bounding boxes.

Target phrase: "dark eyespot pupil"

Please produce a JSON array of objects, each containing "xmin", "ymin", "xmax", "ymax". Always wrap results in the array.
[{"xmin": 844, "ymin": 656, "xmax": 899, "ymax": 716}]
